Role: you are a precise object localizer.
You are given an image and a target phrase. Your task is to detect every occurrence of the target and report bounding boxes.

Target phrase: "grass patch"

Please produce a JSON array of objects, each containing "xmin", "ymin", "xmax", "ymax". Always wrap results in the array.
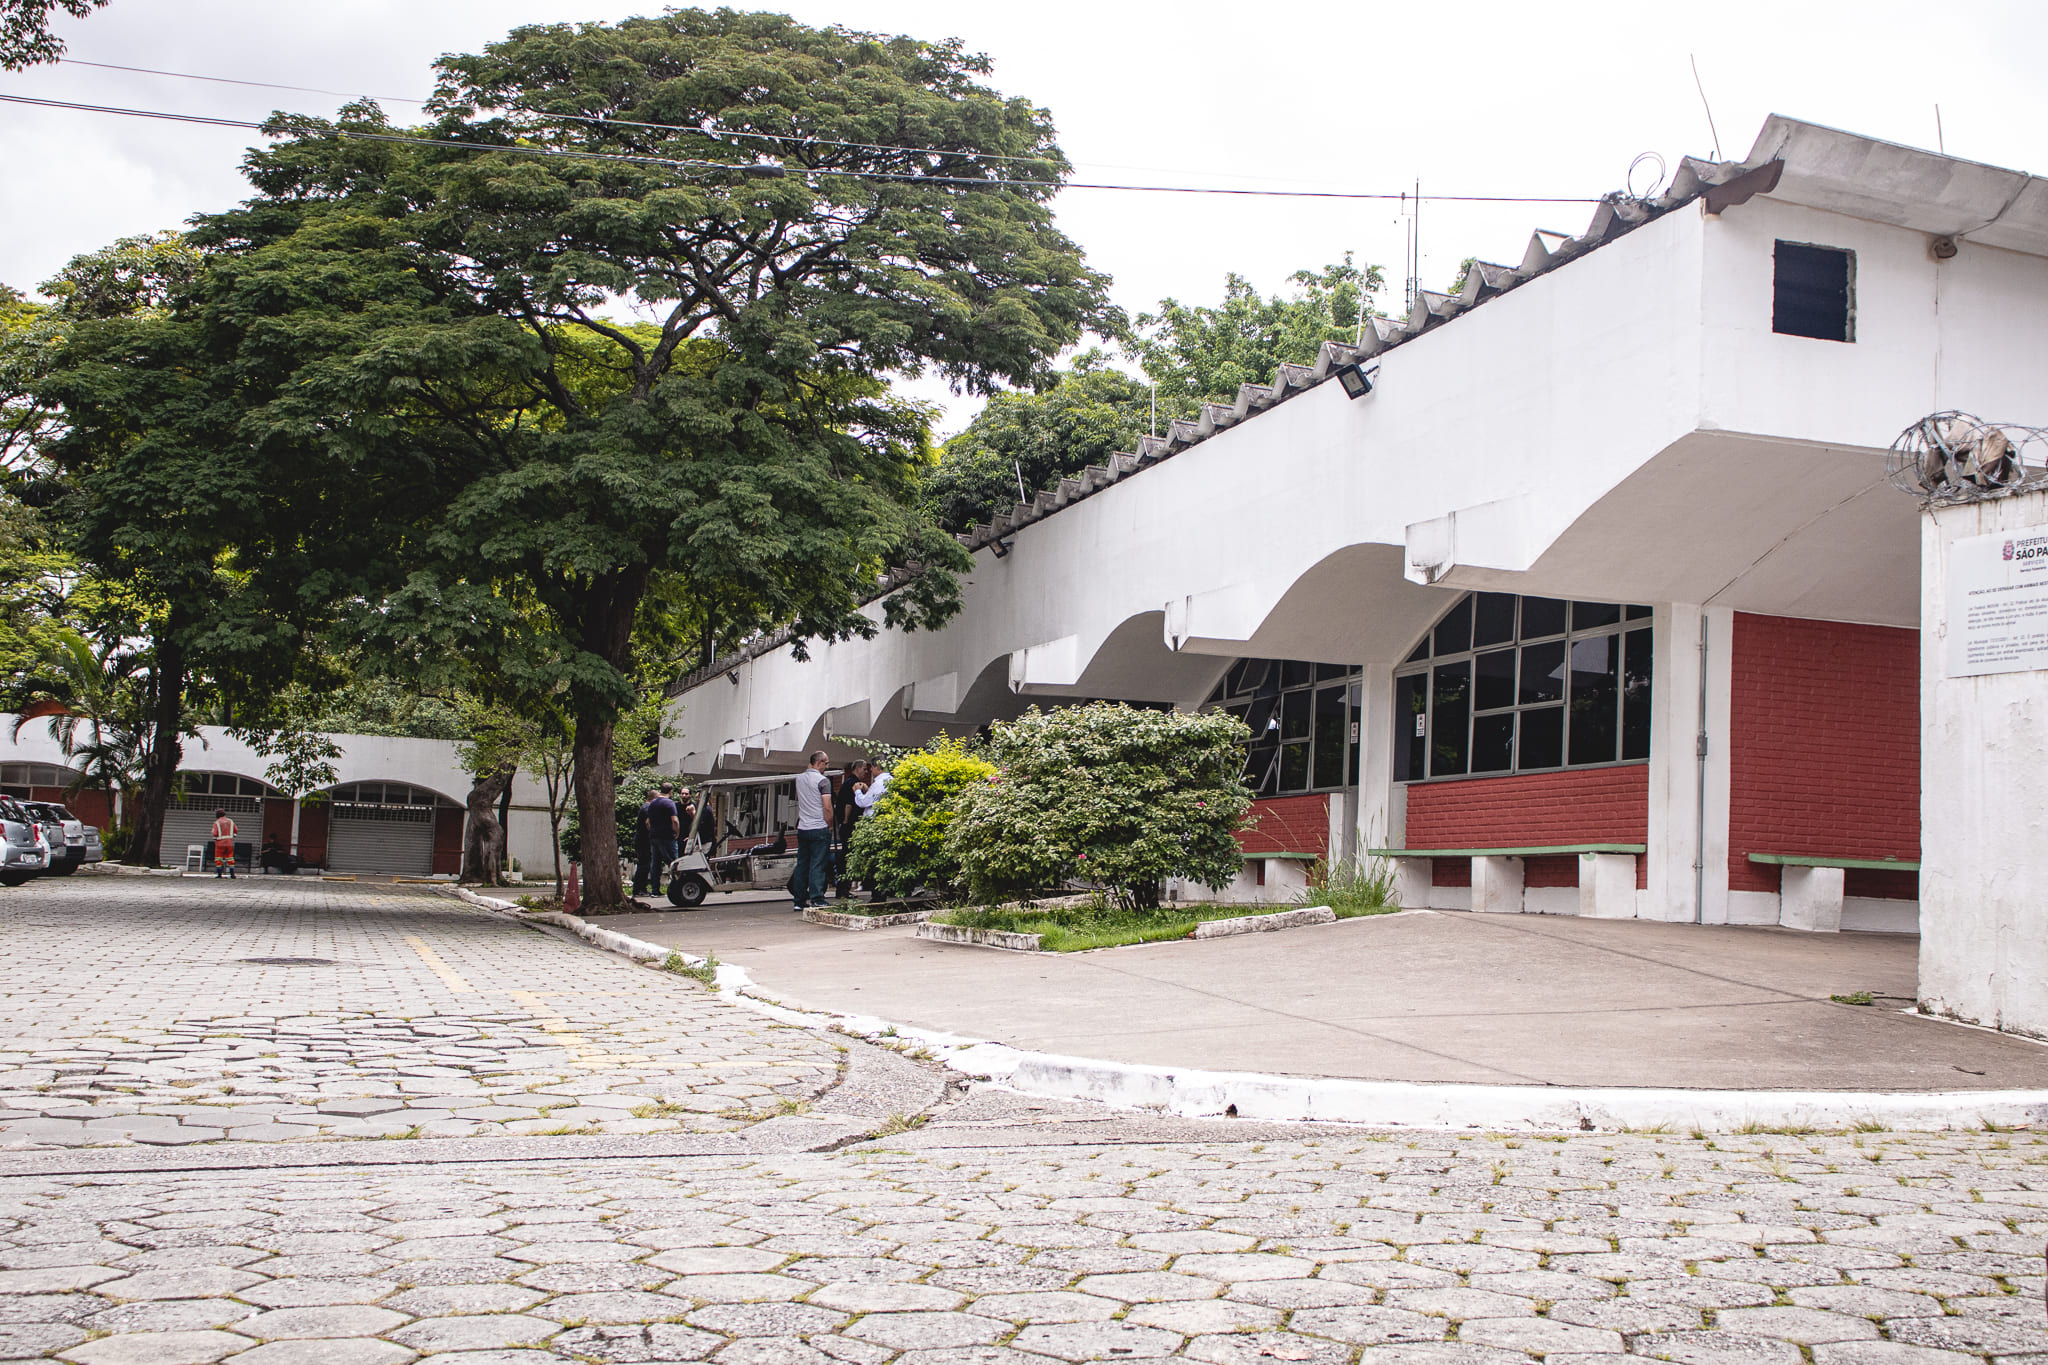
[
  {"xmin": 931, "ymin": 897, "xmax": 1284, "ymax": 952},
  {"xmin": 1302, "ymin": 853, "xmax": 1403, "ymax": 918},
  {"xmin": 1830, "ymin": 991, "xmax": 1875, "ymax": 1006},
  {"xmin": 662, "ymin": 949, "xmax": 719, "ymax": 985}
]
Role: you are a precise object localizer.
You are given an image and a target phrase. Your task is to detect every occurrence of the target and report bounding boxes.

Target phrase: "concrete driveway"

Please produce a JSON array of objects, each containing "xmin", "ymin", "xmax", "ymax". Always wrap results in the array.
[{"xmin": 605, "ymin": 897, "xmax": 2048, "ymax": 1092}]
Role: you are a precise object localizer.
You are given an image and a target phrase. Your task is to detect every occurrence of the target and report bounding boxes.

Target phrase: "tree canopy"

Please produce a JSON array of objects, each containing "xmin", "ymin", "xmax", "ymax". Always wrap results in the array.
[
  {"xmin": 919, "ymin": 351, "xmax": 1150, "ymax": 534},
  {"xmin": 1135, "ymin": 255, "xmax": 1383, "ymax": 409},
  {"xmin": 0, "ymin": 0, "xmax": 104, "ymax": 71},
  {"xmin": 93, "ymin": 10, "xmax": 1118, "ymax": 902}
]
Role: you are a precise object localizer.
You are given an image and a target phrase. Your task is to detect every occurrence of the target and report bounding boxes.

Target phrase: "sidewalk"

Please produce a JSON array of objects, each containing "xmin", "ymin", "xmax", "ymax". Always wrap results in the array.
[{"xmin": 606, "ymin": 897, "xmax": 2048, "ymax": 1092}]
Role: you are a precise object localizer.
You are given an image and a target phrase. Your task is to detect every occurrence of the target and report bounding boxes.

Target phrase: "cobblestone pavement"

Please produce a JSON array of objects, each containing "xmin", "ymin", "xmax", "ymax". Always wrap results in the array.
[
  {"xmin": 2, "ymin": 1127, "xmax": 2047, "ymax": 1364},
  {"xmin": 0, "ymin": 877, "xmax": 843, "ymax": 1148}
]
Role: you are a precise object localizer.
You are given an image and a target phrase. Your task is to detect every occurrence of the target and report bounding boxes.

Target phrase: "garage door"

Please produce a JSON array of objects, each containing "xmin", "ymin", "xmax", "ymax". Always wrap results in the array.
[
  {"xmin": 162, "ymin": 796, "xmax": 260, "ymax": 868},
  {"xmin": 326, "ymin": 803, "xmax": 434, "ymax": 874}
]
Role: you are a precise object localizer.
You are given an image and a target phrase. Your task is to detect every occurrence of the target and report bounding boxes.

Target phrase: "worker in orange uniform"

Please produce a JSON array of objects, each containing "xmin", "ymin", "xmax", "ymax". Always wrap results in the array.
[{"xmin": 211, "ymin": 807, "xmax": 238, "ymax": 879}]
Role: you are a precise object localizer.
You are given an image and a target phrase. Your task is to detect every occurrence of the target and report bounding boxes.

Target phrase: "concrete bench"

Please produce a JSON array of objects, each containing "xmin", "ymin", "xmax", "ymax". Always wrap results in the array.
[
  {"xmin": 1747, "ymin": 853, "xmax": 1920, "ymax": 932},
  {"xmin": 1367, "ymin": 844, "xmax": 1647, "ymax": 918}
]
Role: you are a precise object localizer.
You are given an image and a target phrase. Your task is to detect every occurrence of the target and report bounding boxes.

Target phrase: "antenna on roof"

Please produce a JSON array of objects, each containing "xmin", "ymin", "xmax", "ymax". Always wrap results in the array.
[
  {"xmin": 1935, "ymin": 104, "xmax": 1946, "ymax": 154},
  {"xmin": 1402, "ymin": 180, "xmax": 1421, "ymax": 313},
  {"xmin": 1689, "ymin": 54, "xmax": 1722, "ymax": 161}
]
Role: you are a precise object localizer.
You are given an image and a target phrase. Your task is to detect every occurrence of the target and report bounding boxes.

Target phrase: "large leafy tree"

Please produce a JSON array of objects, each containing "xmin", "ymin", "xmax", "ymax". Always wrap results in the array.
[
  {"xmin": 201, "ymin": 11, "xmax": 1115, "ymax": 906},
  {"xmin": 919, "ymin": 351, "xmax": 1151, "ymax": 534}
]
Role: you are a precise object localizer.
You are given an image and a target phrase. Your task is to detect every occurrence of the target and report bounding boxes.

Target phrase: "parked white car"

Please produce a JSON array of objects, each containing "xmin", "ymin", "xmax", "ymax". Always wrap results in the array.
[{"xmin": 0, "ymin": 796, "xmax": 49, "ymax": 886}]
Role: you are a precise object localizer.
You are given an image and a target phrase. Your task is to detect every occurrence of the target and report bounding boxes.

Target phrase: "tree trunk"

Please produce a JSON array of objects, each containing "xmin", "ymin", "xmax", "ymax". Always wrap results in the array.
[
  {"xmin": 572, "ymin": 714, "xmax": 620, "ymax": 906},
  {"xmin": 129, "ymin": 634, "xmax": 186, "ymax": 867},
  {"xmin": 496, "ymin": 778, "xmax": 513, "ymax": 871},
  {"xmin": 460, "ymin": 762, "xmax": 516, "ymax": 884},
  {"xmin": 564, "ymin": 566, "xmax": 651, "ymax": 911}
]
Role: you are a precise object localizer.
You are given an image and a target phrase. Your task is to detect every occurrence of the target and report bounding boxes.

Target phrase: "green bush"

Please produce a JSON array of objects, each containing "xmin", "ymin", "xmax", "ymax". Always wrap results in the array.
[
  {"xmin": 946, "ymin": 702, "xmax": 1254, "ymax": 911},
  {"xmin": 845, "ymin": 739, "xmax": 996, "ymax": 897}
]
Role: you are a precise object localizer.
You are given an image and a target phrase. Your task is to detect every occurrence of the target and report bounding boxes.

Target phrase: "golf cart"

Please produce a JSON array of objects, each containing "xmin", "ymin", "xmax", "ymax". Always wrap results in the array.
[{"xmin": 658, "ymin": 772, "xmax": 809, "ymax": 907}]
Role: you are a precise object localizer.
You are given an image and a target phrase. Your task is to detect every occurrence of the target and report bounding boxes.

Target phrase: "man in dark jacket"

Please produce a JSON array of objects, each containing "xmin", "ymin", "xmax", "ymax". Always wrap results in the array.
[{"xmin": 630, "ymin": 794, "xmax": 654, "ymax": 897}]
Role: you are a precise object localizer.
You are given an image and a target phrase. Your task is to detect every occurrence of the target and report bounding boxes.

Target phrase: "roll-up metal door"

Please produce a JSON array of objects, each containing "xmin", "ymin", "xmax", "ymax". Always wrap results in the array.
[
  {"xmin": 163, "ymin": 796, "xmax": 259, "ymax": 866},
  {"xmin": 325, "ymin": 803, "xmax": 434, "ymax": 873}
]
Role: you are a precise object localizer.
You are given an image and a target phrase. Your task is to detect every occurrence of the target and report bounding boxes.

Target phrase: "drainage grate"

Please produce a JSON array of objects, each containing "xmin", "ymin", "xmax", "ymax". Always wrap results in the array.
[{"xmin": 238, "ymin": 957, "xmax": 336, "ymax": 966}]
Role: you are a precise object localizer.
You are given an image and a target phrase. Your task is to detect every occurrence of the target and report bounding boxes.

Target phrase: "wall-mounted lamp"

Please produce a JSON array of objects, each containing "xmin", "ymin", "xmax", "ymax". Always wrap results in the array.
[
  {"xmin": 1335, "ymin": 363, "xmax": 1379, "ymax": 400},
  {"xmin": 990, "ymin": 538, "xmax": 1015, "ymax": 559},
  {"xmin": 726, "ymin": 670, "xmax": 740, "ymax": 685}
]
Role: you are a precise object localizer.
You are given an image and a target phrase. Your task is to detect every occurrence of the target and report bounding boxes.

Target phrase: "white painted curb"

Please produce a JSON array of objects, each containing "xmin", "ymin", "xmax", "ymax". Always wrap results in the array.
[{"xmin": 437, "ymin": 886, "xmax": 2048, "ymax": 1133}]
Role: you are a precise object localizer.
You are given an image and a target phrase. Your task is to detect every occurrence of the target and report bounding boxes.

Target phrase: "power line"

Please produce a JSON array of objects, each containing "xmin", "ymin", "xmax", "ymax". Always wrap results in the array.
[
  {"xmin": 50, "ymin": 56, "xmax": 1398, "ymax": 187},
  {"xmin": 58, "ymin": 57, "xmax": 424, "ymax": 105},
  {"xmin": 0, "ymin": 92, "xmax": 1607, "ymax": 204}
]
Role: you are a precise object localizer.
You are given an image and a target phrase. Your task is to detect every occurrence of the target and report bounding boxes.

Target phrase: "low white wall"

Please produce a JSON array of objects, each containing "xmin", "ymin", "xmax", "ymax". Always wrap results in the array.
[{"xmin": 1918, "ymin": 488, "xmax": 2048, "ymax": 1036}]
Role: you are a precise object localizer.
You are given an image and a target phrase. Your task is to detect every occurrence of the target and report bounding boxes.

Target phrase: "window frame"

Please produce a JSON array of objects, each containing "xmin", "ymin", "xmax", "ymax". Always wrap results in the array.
[
  {"xmin": 1205, "ymin": 657, "xmax": 1364, "ymax": 797},
  {"xmin": 1772, "ymin": 239, "xmax": 1856, "ymax": 344},
  {"xmin": 1394, "ymin": 593, "xmax": 1653, "ymax": 784}
]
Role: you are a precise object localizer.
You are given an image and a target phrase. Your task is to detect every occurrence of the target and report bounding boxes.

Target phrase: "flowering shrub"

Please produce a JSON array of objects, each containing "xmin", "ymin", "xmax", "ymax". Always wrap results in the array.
[
  {"xmin": 845, "ymin": 739, "xmax": 997, "ymax": 897},
  {"xmin": 946, "ymin": 702, "xmax": 1255, "ymax": 910}
]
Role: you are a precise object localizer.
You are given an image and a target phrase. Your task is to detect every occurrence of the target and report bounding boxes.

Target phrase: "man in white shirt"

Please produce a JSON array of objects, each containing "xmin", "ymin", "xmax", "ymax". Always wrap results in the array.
[
  {"xmin": 791, "ymin": 750, "xmax": 835, "ymax": 911},
  {"xmin": 854, "ymin": 764, "xmax": 892, "ymax": 810}
]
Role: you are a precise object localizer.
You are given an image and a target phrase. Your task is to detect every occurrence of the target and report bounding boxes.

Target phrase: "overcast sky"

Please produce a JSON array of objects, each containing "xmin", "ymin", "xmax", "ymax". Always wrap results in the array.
[{"xmin": 4, "ymin": 0, "xmax": 2043, "ymax": 432}]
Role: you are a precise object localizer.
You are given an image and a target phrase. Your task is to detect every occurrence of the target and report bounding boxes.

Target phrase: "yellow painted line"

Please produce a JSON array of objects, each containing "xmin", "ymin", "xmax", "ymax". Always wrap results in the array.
[
  {"xmin": 508, "ymin": 989, "xmax": 641, "ymax": 1069},
  {"xmin": 403, "ymin": 935, "xmax": 475, "ymax": 993}
]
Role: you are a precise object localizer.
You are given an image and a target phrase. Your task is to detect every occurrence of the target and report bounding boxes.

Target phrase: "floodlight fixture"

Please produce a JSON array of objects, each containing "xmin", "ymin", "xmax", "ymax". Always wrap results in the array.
[{"xmin": 1336, "ymin": 363, "xmax": 1379, "ymax": 399}]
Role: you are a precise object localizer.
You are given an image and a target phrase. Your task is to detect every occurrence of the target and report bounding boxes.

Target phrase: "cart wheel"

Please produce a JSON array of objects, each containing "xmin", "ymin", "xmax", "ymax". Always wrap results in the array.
[{"xmin": 668, "ymin": 875, "xmax": 710, "ymax": 909}]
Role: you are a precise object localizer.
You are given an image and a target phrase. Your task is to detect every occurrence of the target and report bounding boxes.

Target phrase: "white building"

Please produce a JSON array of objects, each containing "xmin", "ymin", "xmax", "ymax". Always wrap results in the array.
[
  {"xmin": 1, "ymin": 722, "xmax": 562, "ymax": 877},
  {"xmin": 661, "ymin": 116, "xmax": 2048, "ymax": 1000}
]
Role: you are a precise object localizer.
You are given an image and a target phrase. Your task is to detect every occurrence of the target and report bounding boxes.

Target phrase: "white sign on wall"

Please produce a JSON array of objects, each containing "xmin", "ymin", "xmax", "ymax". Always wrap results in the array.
[{"xmin": 1948, "ymin": 526, "xmax": 2048, "ymax": 677}]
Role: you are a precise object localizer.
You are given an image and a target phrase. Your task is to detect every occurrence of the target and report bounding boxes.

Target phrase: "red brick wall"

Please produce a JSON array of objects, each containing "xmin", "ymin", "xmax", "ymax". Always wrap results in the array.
[
  {"xmin": 1727, "ymin": 613, "xmax": 1919, "ymax": 898},
  {"xmin": 1238, "ymin": 794, "xmax": 1330, "ymax": 857},
  {"xmin": 1406, "ymin": 767, "xmax": 1648, "ymax": 846},
  {"xmin": 1407, "ymin": 766, "xmax": 1648, "ymax": 892}
]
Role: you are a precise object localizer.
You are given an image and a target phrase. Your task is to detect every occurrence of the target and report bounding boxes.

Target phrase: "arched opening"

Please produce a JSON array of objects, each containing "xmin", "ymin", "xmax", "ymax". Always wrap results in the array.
[
  {"xmin": 0, "ymin": 760, "xmax": 109, "ymax": 835},
  {"xmin": 163, "ymin": 771, "xmax": 283, "ymax": 864},
  {"xmin": 312, "ymin": 781, "xmax": 463, "ymax": 875}
]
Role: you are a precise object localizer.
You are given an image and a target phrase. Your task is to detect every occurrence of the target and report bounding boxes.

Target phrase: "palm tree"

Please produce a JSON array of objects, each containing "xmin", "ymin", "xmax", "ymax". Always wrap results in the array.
[{"xmin": 11, "ymin": 627, "xmax": 148, "ymax": 830}]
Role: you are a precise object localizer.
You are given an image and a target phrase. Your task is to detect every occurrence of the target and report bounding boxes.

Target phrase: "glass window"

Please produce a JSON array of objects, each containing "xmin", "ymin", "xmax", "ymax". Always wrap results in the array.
[
  {"xmin": 1404, "ymin": 637, "xmax": 1429, "ymax": 664},
  {"xmin": 1433, "ymin": 596, "xmax": 1473, "ymax": 656},
  {"xmin": 1521, "ymin": 596, "xmax": 1567, "ymax": 638},
  {"xmin": 1472, "ymin": 713, "xmax": 1515, "ymax": 773},
  {"xmin": 1313, "ymin": 686, "xmax": 1349, "ymax": 789},
  {"xmin": 1281, "ymin": 689, "xmax": 1310, "ymax": 741},
  {"xmin": 1568, "ymin": 635, "xmax": 1618, "ymax": 765},
  {"xmin": 1520, "ymin": 706, "xmax": 1564, "ymax": 769},
  {"xmin": 1210, "ymin": 655, "xmax": 1362, "ymax": 795},
  {"xmin": 1431, "ymin": 661, "xmax": 1471, "ymax": 777},
  {"xmin": 1622, "ymin": 628, "xmax": 1653, "ymax": 761},
  {"xmin": 1474, "ymin": 649, "xmax": 1515, "ymax": 711},
  {"xmin": 1473, "ymin": 592, "xmax": 1517, "ymax": 648},
  {"xmin": 1394, "ymin": 672, "xmax": 1427, "ymax": 782},
  {"xmin": 1572, "ymin": 601, "xmax": 1621, "ymax": 631},
  {"xmin": 1520, "ymin": 640, "xmax": 1565, "ymax": 705},
  {"xmin": 1395, "ymin": 592, "xmax": 1651, "ymax": 782}
]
